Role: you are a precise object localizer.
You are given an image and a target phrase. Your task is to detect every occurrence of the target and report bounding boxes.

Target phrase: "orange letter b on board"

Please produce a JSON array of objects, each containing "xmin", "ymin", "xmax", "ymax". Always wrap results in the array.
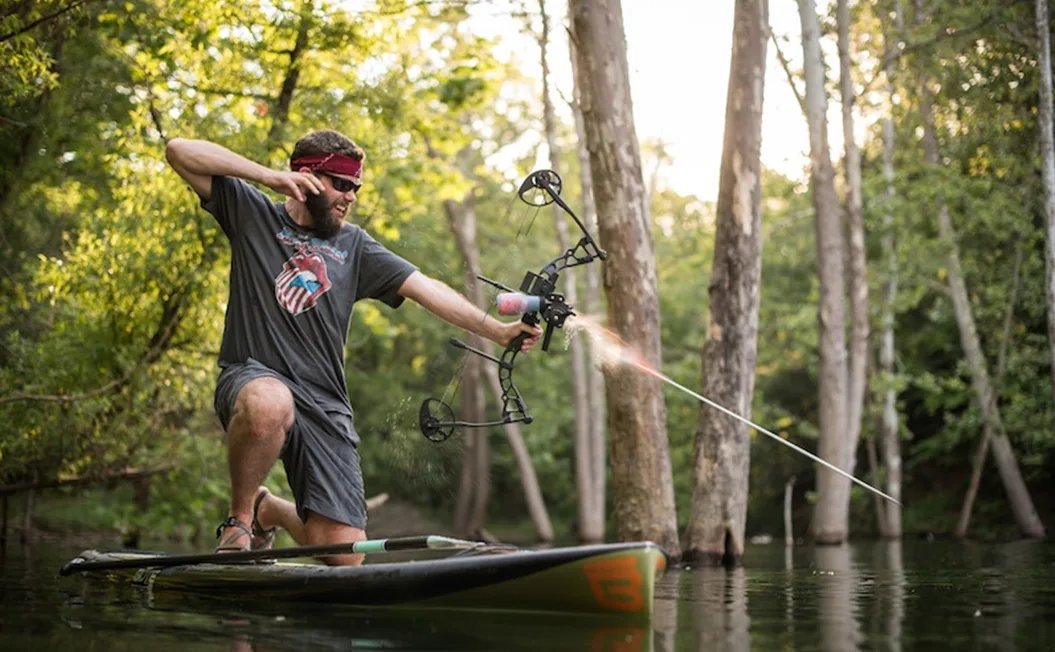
[{"xmin": 583, "ymin": 556, "xmax": 644, "ymax": 613}]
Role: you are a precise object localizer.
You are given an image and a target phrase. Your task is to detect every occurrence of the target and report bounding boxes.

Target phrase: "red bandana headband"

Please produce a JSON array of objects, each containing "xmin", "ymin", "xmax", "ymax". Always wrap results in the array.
[{"xmin": 290, "ymin": 153, "xmax": 363, "ymax": 183}]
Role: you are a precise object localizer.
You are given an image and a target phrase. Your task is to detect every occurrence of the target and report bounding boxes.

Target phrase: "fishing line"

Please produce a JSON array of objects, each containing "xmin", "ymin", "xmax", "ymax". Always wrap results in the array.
[{"xmin": 569, "ymin": 316, "xmax": 902, "ymax": 507}]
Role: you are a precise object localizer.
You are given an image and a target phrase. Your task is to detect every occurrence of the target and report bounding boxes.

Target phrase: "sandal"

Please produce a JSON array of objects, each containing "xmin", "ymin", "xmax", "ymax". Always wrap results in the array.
[
  {"xmin": 215, "ymin": 516, "xmax": 252, "ymax": 553},
  {"xmin": 251, "ymin": 487, "xmax": 277, "ymax": 551}
]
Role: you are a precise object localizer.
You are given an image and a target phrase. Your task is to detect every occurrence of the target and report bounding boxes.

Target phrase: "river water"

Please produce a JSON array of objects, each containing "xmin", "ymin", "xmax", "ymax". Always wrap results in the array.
[{"xmin": 1, "ymin": 538, "xmax": 1052, "ymax": 650}]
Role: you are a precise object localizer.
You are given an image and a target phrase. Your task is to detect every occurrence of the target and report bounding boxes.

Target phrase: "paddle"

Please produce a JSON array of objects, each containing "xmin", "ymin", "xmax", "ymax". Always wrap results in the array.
[{"xmin": 60, "ymin": 534, "xmax": 515, "ymax": 576}]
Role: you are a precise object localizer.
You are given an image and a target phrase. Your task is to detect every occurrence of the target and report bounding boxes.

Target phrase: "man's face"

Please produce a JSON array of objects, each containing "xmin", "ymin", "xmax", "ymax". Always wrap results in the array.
[{"xmin": 305, "ymin": 171, "xmax": 359, "ymax": 239}]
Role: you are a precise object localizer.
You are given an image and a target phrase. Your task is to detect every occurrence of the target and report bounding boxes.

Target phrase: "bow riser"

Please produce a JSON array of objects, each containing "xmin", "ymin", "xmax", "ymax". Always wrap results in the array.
[{"xmin": 419, "ymin": 169, "xmax": 606, "ymax": 441}]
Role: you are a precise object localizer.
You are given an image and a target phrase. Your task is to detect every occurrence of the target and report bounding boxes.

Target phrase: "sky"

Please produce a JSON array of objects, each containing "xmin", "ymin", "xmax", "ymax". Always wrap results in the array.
[
  {"xmin": 475, "ymin": 0, "xmax": 816, "ymax": 201},
  {"xmin": 621, "ymin": 1, "xmax": 810, "ymax": 198}
]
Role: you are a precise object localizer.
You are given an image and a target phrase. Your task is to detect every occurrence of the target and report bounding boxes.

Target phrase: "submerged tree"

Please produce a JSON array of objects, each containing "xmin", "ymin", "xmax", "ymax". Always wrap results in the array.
[
  {"xmin": 683, "ymin": 0, "xmax": 768, "ymax": 566},
  {"xmin": 568, "ymin": 0, "xmax": 680, "ymax": 556},
  {"xmin": 797, "ymin": 0, "xmax": 853, "ymax": 545}
]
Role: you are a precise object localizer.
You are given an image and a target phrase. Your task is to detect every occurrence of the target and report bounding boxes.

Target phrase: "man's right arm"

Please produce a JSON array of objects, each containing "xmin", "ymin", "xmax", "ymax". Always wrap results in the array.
[{"xmin": 164, "ymin": 138, "xmax": 323, "ymax": 202}]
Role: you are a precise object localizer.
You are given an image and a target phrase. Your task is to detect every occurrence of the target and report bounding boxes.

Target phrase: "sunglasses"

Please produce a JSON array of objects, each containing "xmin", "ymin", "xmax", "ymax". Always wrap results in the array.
[{"xmin": 318, "ymin": 171, "xmax": 361, "ymax": 194}]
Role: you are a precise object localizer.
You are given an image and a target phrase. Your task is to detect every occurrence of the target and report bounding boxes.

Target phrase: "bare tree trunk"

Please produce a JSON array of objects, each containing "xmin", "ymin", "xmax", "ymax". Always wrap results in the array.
[
  {"xmin": 955, "ymin": 245, "xmax": 1023, "ymax": 538},
  {"xmin": 468, "ymin": 428, "xmax": 490, "ymax": 535},
  {"xmin": 20, "ymin": 490, "xmax": 34, "ymax": 543},
  {"xmin": 569, "ymin": 0, "xmax": 680, "ymax": 556},
  {"xmin": 836, "ymin": 0, "xmax": 869, "ymax": 479},
  {"xmin": 444, "ymin": 195, "xmax": 490, "ymax": 536},
  {"xmin": 784, "ymin": 476, "xmax": 796, "ymax": 546},
  {"xmin": 798, "ymin": 0, "xmax": 851, "ymax": 545},
  {"xmin": 453, "ymin": 433, "xmax": 475, "ymax": 534},
  {"xmin": 682, "ymin": 0, "xmax": 767, "ymax": 567},
  {"xmin": 483, "ymin": 381, "xmax": 553, "ymax": 542},
  {"xmin": 1037, "ymin": 0, "xmax": 1055, "ymax": 408},
  {"xmin": 876, "ymin": 2, "xmax": 904, "ymax": 539},
  {"xmin": 866, "ymin": 437, "xmax": 890, "ymax": 535},
  {"xmin": 568, "ymin": 32, "xmax": 607, "ymax": 542},
  {"xmin": 918, "ymin": 93, "xmax": 1046, "ymax": 539},
  {"xmin": 536, "ymin": 0, "xmax": 595, "ymax": 544},
  {"xmin": 443, "ymin": 192, "xmax": 553, "ymax": 542}
]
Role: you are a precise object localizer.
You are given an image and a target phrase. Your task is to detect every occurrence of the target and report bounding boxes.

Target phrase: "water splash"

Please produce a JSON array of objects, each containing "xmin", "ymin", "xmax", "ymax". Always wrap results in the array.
[{"xmin": 565, "ymin": 315, "xmax": 901, "ymax": 506}]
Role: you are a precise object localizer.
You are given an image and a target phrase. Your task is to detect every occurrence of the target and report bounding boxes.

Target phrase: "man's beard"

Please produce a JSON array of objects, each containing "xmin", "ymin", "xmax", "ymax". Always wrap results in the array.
[{"xmin": 305, "ymin": 193, "xmax": 345, "ymax": 239}]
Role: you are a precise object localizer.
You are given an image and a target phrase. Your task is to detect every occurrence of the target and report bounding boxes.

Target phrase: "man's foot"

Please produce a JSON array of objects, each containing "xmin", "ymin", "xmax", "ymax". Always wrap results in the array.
[
  {"xmin": 215, "ymin": 517, "xmax": 252, "ymax": 553},
  {"xmin": 251, "ymin": 487, "xmax": 277, "ymax": 551}
]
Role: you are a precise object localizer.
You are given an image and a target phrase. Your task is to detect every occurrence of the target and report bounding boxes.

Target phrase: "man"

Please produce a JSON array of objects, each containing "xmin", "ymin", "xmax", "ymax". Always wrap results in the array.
[{"xmin": 165, "ymin": 130, "xmax": 540, "ymax": 565}]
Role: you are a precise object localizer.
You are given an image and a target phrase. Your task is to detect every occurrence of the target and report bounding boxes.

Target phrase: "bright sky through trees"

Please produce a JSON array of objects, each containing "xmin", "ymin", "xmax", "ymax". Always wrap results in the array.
[
  {"xmin": 468, "ymin": 0, "xmax": 813, "ymax": 199},
  {"xmin": 622, "ymin": 1, "xmax": 809, "ymax": 198}
]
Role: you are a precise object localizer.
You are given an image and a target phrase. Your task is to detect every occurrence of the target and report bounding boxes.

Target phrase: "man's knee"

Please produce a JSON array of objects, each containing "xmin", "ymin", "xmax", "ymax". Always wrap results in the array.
[{"xmin": 229, "ymin": 377, "xmax": 294, "ymax": 438}]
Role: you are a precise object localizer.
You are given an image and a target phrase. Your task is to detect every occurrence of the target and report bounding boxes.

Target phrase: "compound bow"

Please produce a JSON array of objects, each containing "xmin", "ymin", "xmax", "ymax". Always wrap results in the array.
[{"xmin": 419, "ymin": 169, "xmax": 606, "ymax": 442}]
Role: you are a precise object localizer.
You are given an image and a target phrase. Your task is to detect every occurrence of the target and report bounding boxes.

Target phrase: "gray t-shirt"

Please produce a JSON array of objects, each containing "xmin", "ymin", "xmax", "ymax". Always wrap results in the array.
[{"xmin": 203, "ymin": 175, "xmax": 417, "ymax": 418}]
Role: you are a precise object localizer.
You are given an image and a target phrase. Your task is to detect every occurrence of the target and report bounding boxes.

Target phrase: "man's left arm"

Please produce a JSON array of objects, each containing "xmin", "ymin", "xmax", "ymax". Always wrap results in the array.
[{"xmin": 397, "ymin": 271, "xmax": 541, "ymax": 351}]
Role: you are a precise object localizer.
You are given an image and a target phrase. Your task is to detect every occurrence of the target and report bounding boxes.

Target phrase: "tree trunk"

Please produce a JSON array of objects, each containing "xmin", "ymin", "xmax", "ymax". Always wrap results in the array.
[
  {"xmin": 682, "ymin": 0, "xmax": 767, "ymax": 567},
  {"xmin": 444, "ymin": 195, "xmax": 490, "ymax": 536},
  {"xmin": 875, "ymin": 4, "xmax": 904, "ymax": 539},
  {"xmin": 536, "ymin": 0, "xmax": 597, "ymax": 543},
  {"xmin": 836, "ymin": 0, "xmax": 869, "ymax": 479},
  {"xmin": 1037, "ymin": 0, "xmax": 1055, "ymax": 409},
  {"xmin": 443, "ymin": 192, "xmax": 554, "ymax": 542},
  {"xmin": 955, "ymin": 245, "xmax": 1023, "ymax": 538},
  {"xmin": 784, "ymin": 477, "xmax": 795, "ymax": 546},
  {"xmin": 918, "ymin": 92, "xmax": 1046, "ymax": 539},
  {"xmin": 468, "ymin": 426, "xmax": 490, "ymax": 536},
  {"xmin": 453, "ymin": 432, "xmax": 476, "ymax": 535},
  {"xmin": 568, "ymin": 0, "xmax": 680, "ymax": 556},
  {"xmin": 797, "ymin": 0, "xmax": 851, "ymax": 545},
  {"xmin": 568, "ymin": 29, "xmax": 607, "ymax": 542},
  {"xmin": 866, "ymin": 437, "xmax": 890, "ymax": 535},
  {"xmin": 20, "ymin": 490, "xmax": 34, "ymax": 543},
  {"xmin": 266, "ymin": 0, "xmax": 314, "ymax": 152}
]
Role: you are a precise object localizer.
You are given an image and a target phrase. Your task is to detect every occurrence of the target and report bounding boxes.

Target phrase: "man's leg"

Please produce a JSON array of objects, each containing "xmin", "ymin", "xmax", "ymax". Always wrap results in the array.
[
  {"xmin": 255, "ymin": 493, "xmax": 365, "ymax": 566},
  {"xmin": 219, "ymin": 377, "xmax": 293, "ymax": 550}
]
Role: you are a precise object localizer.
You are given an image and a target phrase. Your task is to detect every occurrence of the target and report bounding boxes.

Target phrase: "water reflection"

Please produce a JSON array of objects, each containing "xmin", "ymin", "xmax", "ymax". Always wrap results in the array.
[
  {"xmin": 657, "ymin": 542, "xmax": 908, "ymax": 651},
  {"xmin": 814, "ymin": 544, "xmax": 861, "ymax": 651},
  {"xmin": 653, "ymin": 570, "xmax": 679, "ymax": 652},
  {"xmin": 654, "ymin": 562, "xmax": 749, "ymax": 651},
  {"xmin": 873, "ymin": 540, "xmax": 905, "ymax": 652},
  {"xmin": 690, "ymin": 566, "xmax": 749, "ymax": 651},
  {"xmin": 4, "ymin": 540, "xmax": 1055, "ymax": 650},
  {"xmin": 66, "ymin": 587, "xmax": 656, "ymax": 652}
]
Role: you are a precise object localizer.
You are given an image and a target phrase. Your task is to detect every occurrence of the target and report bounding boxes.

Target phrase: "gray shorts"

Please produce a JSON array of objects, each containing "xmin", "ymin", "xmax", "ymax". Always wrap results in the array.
[{"xmin": 213, "ymin": 358, "xmax": 367, "ymax": 530}]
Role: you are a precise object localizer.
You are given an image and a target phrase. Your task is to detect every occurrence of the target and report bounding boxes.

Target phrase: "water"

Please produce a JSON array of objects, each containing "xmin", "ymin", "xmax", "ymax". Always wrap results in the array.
[{"xmin": 1, "ymin": 538, "xmax": 1053, "ymax": 650}]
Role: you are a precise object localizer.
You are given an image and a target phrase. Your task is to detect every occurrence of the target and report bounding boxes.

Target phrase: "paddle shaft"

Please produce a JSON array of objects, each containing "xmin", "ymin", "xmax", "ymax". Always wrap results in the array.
[{"xmin": 60, "ymin": 535, "xmax": 492, "ymax": 576}]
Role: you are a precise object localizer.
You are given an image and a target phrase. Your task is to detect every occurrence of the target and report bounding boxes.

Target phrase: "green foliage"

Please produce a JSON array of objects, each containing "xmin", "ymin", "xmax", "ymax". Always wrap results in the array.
[
  {"xmin": 2, "ymin": 0, "xmax": 1053, "ymax": 545},
  {"xmin": 847, "ymin": 0, "xmax": 1055, "ymax": 535},
  {"xmin": 0, "ymin": 0, "xmax": 515, "ymax": 539}
]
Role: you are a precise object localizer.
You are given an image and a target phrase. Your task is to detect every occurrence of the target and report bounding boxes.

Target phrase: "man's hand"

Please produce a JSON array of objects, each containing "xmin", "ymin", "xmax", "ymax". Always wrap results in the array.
[
  {"xmin": 499, "ymin": 320, "xmax": 543, "ymax": 352},
  {"xmin": 263, "ymin": 170, "xmax": 324, "ymax": 203}
]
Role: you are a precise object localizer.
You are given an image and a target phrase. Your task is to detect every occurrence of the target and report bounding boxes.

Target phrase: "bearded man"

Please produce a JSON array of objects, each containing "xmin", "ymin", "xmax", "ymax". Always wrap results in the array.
[{"xmin": 165, "ymin": 131, "xmax": 539, "ymax": 564}]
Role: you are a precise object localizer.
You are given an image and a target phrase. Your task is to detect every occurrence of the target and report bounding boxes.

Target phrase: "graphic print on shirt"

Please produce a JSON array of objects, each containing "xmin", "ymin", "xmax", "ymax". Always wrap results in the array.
[
  {"xmin": 275, "ymin": 252, "xmax": 332, "ymax": 315},
  {"xmin": 273, "ymin": 227, "xmax": 348, "ymax": 316}
]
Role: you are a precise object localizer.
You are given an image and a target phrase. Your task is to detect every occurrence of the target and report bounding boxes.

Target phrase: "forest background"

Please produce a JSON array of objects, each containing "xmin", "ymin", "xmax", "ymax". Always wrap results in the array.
[{"xmin": 2, "ymin": 0, "xmax": 1053, "ymax": 548}]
